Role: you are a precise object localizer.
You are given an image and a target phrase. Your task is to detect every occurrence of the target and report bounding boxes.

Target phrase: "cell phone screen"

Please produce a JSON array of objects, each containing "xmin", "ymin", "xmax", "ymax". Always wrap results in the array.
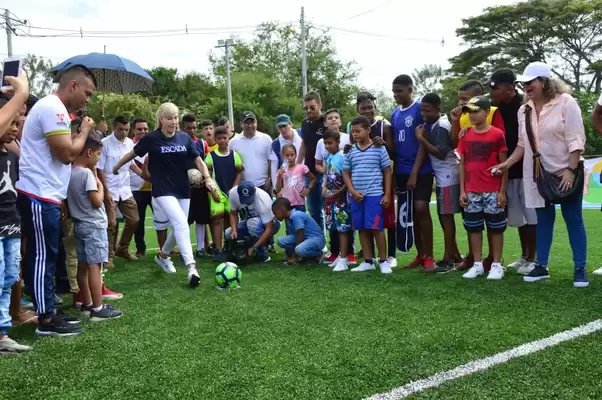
[{"xmin": 2, "ymin": 60, "xmax": 20, "ymax": 87}]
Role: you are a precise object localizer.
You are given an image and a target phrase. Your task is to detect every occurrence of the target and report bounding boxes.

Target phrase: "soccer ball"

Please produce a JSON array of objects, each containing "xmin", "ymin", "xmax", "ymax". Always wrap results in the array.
[
  {"xmin": 188, "ymin": 169, "xmax": 203, "ymax": 187},
  {"xmin": 215, "ymin": 262, "xmax": 242, "ymax": 289}
]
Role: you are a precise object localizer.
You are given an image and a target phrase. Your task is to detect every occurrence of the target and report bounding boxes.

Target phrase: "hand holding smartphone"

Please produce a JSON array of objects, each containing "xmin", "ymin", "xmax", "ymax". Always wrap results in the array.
[{"xmin": 1, "ymin": 56, "xmax": 23, "ymax": 91}]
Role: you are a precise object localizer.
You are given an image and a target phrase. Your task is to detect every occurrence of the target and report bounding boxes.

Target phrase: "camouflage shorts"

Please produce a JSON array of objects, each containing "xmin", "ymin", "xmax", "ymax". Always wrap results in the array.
[{"xmin": 465, "ymin": 192, "xmax": 504, "ymax": 215}]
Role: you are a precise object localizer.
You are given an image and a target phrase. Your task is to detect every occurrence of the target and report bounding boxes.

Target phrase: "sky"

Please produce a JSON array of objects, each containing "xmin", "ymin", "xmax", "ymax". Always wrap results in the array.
[{"xmin": 2, "ymin": 0, "xmax": 516, "ymax": 92}]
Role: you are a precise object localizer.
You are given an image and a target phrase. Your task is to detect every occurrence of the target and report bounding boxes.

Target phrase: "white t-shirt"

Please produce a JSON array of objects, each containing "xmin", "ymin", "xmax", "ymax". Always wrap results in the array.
[
  {"xmin": 98, "ymin": 134, "xmax": 135, "ymax": 201},
  {"xmin": 598, "ymin": 92, "xmax": 602, "ymax": 106},
  {"xmin": 16, "ymin": 95, "xmax": 72, "ymax": 203},
  {"xmin": 229, "ymin": 187, "xmax": 274, "ymax": 224},
  {"xmin": 229, "ymin": 131, "xmax": 277, "ymax": 187},
  {"xmin": 130, "ymin": 154, "xmax": 148, "ymax": 191},
  {"xmin": 428, "ymin": 117, "xmax": 459, "ymax": 187},
  {"xmin": 315, "ymin": 133, "xmax": 351, "ymax": 162}
]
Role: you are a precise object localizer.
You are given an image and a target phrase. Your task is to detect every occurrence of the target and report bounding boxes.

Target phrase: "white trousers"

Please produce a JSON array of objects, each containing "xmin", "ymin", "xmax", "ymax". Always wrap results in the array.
[{"xmin": 153, "ymin": 196, "xmax": 194, "ymax": 266}]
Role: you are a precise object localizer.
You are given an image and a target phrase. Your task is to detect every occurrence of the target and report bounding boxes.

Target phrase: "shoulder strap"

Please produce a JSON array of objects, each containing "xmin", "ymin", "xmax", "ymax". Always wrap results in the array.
[{"xmin": 523, "ymin": 105, "xmax": 543, "ymax": 181}]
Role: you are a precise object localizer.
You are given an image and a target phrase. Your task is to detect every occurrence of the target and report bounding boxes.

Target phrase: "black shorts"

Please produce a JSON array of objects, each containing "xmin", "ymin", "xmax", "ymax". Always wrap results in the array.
[
  {"xmin": 188, "ymin": 187, "xmax": 211, "ymax": 225},
  {"xmin": 396, "ymin": 174, "xmax": 434, "ymax": 202}
]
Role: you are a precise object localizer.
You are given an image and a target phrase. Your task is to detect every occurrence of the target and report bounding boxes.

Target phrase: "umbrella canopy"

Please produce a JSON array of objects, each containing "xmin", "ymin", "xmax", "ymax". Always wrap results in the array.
[{"xmin": 50, "ymin": 53, "xmax": 154, "ymax": 93}]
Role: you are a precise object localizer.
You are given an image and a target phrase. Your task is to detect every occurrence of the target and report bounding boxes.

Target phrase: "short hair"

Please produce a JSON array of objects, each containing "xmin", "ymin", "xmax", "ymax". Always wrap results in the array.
[
  {"xmin": 392, "ymin": 74, "xmax": 413, "ymax": 86},
  {"xmin": 272, "ymin": 197, "xmax": 292, "ymax": 211},
  {"xmin": 323, "ymin": 129, "xmax": 340, "ymax": 141},
  {"xmin": 356, "ymin": 91, "xmax": 376, "ymax": 105},
  {"xmin": 214, "ymin": 126, "xmax": 229, "ymax": 137},
  {"xmin": 217, "ymin": 116, "xmax": 229, "ymax": 126},
  {"xmin": 83, "ymin": 133, "xmax": 103, "ymax": 152},
  {"xmin": 325, "ymin": 108, "xmax": 340, "ymax": 117},
  {"xmin": 113, "ymin": 115, "xmax": 129, "ymax": 126},
  {"xmin": 26, "ymin": 94, "xmax": 38, "ymax": 115},
  {"xmin": 421, "ymin": 93, "xmax": 441, "ymax": 108},
  {"xmin": 182, "ymin": 114, "xmax": 196, "ymax": 124},
  {"xmin": 350, "ymin": 115, "xmax": 371, "ymax": 129},
  {"xmin": 132, "ymin": 118, "xmax": 147, "ymax": 128},
  {"xmin": 459, "ymin": 79, "xmax": 484, "ymax": 94},
  {"xmin": 303, "ymin": 91, "xmax": 321, "ymax": 104},
  {"xmin": 201, "ymin": 120, "xmax": 214, "ymax": 128},
  {"xmin": 281, "ymin": 143, "xmax": 297, "ymax": 155},
  {"xmin": 58, "ymin": 66, "xmax": 97, "ymax": 88}
]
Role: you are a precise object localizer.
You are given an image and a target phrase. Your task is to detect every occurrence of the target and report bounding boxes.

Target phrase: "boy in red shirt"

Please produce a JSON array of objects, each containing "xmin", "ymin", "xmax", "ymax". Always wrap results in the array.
[{"xmin": 458, "ymin": 96, "xmax": 508, "ymax": 280}]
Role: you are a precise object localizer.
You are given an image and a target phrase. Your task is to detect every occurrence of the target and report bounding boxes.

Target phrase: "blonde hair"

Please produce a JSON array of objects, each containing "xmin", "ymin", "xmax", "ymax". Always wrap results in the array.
[
  {"xmin": 155, "ymin": 102, "xmax": 179, "ymax": 130},
  {"xmin": 542, "ymin": 77, "xmax": 572, "ymax": 99}
]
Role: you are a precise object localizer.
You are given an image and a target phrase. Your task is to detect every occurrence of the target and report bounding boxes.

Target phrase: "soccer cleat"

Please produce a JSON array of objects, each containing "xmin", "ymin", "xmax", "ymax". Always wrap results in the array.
[
  {"xmin": 188, "ymin": 266, "xmax": 201, "ymax": 288},
  {"xmin": 517, "ymin": 261, "xmax": 536, "ymax": 276},
  {"xmin": 422, "ymin": 257, "xmax": 436, "ymax": 273},
  {"xmin": 386, "ymin": 257, "xmax": 398, "ymax": 268},
  {"xmin": 90, "ymin": 305, "xmax": 124, "ymax": 322},
  {"xmin": 403, "ymin": 255, "xmax": 423, "ymax": 269},
  {"xmin": 101, "ymin": 284, "xmax": 123, "ymax": 300},
  {"xmin": 487, "ymin": 264, "xmax": 505, "ymax": 280},
  {"xmin": 0, "ymin": 336, "xmax": 32, "ymax": 353},
  {"xmin": 593, "ymin": 267, "xmax": 602, "ymax": 276},
  {"xmin": 35, "ymin": 316, "xmax": 84, "ymax": 336},
  {"xmin": 507, "ymin": 256, "xmax": 527, "ymax": 270},
  {"xmin": 351, "ymin": 262, "xmax": 376, "ymax": 272},
  {"xmin": 433, "ymin": 260, "xmax": 454, "ymax": 274},
  {"xmin": 347, "ymin": 254, "xmax": 358, "ymax": 265},
  {"xmin": 324, "ymin": 253, "xmax": 338, "ymax": 265},
  {"xmin": 523, "ymin": 265, "xmax": 550, "ymax": 282},
  {"xmin": 573, "ymin": 269, "xmax": 589, "ymax": 288},
  {"xmin": 155, "ymin": 254, "xmax": 176, "ymax": 273},
  {"xmin": 463, "ymin": 263, "xmax": 484, "ymax": 279},
  {"xmin": 332, "ymin": 258, "xmax": 349, "ymax": 272},
  {"xmin": 379, "ymin": 260, "xmax": 393, "ymax": 275}
]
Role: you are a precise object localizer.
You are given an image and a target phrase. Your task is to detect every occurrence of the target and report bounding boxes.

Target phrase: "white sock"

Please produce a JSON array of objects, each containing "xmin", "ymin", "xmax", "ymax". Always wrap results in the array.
[{"xmin": 196, "ymin": 224, "xmax": 205, "ymax": 251}]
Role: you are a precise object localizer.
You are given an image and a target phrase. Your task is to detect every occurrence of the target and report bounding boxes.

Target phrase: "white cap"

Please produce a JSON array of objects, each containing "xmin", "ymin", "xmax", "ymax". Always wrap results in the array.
[{"xmin": 515, "ymin": 62, "xmax": 552, "ymax": 83}]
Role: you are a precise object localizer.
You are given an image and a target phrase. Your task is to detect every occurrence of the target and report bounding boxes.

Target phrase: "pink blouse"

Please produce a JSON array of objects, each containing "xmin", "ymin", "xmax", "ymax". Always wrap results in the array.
[{"xmin": 517, "ymin": 93, "xmax": 586, "ymax": 208}]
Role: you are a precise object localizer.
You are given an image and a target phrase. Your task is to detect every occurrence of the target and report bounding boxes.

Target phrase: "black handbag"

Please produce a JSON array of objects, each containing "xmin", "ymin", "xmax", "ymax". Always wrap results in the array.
[{"xmin": 523, "ymin": 104, "xmax": 584, "ymax": 205}]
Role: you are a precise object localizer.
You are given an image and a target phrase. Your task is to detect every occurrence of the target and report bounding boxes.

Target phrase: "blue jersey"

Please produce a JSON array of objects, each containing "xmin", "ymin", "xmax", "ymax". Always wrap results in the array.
[
  {"xmin": 134, "ymin": 130, "xmax": 200, "ymax": 199},
  {"xmin": 391, "ymin": 101, "xmax": 432, "ymax": 175}
]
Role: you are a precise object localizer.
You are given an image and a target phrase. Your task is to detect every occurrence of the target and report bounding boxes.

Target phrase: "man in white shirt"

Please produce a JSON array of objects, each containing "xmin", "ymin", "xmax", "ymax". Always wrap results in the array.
[
  {"xmin": 97, "ymin": 116, "xmax": 141, "ymax": 263},
  {"xmin": 270, "ymin": 114, "xmax": 303, "ymax": 184},
  {"xmin": 130, "ymin": 118, "xmax": 151, "ymax": 258},
  {"xmin": 17, "ymin": 66, "xmax": 95, "ymax": 336}
]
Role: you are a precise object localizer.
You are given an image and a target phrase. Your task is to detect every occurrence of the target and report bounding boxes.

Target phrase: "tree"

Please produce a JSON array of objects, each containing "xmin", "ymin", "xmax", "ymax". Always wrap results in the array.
[
  {"xmin": 449, "ymin": 0, "xmax": 602, "ymax": 91},
  {"xmin": 22, "ymin": 54, "xmax": 55, "ymax": 97},
  {"xmin": 86, "ymin": 93, "xmax": 159, "ymax": 128},
  {"xmin": 411, "ymin": 64, "xmax": 444, "ymax": 98},
  {"xmin": 144, "ymin": 67, "xmax": 219, "ymax": 108}
]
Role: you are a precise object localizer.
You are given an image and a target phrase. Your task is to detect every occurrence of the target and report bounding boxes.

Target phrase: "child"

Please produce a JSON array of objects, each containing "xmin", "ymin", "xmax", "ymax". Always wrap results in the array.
[
  {"xmin": 0, "ymin": 110, "xmax": 32, "ymax": 352},
  {"xmin": 276, "ymin": 144, "xmax": 316, "ymax": 212},
  {"xmin": 457, "ymin": 96, "xmax": 508, "ymax": 280},
  {"xmin": 68, "ymin": 135, "xmax": 123, "ymax": 321},
  {"xmin": 417, "ymin": 93, "xmax": 462, "ymax": 273},
  {"xmin": 322, "ymin": 129, "xmax": 353, "ymax": 272},
  {"xmin": 273, "ymin": 197, "xmax": 325, "ymax": 264},
  {"xmin": 201, "ymin": 120, "xmax": 217, "ymax": 152},
  {"xmin": 343, "ymin": 115, "xmax": 393, "ymax": 274},
  {"xmin": 205, "ymin": 126, "xmax": 244, "ymax": 262}
]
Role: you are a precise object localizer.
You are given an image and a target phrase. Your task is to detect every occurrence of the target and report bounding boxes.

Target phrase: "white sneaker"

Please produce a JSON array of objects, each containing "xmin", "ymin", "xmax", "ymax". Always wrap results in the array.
[
  {"xmin": 333, "ymin": 258, "xmax": 349, "ymax": 272},
  {"xmin": 507, "ymin": 256, "xmax": 526, "ymax": 269},
  {"xmin": 0, "ymin": 336, "xmax": 32, "ymax": 352},
  {"xmin": 187, "ymin": 266, "xmax": 200, "ymax": 287},
  {"xmin": 517, "ymin": 261, "xmax": 536, "ymax": 276},
  {"xmin": 386, "ymin": 257, "xmax": 398, "ymax": 268},
  {"xmin": 329, "ymin": 256, "xmax": 341, "ymax": 268},
  {"xmin": 379, "ymin": 260, "xmax": 393, "ymax": 275},
  {"xmin": 487, "ymin": 263, "xmax": 505, "ymax": 280},
  {"xmin": 463, "ymin": 262, "xmax": 484, "ymax": 279},
  {"xmin": 155, "ymin": 255, "xmax": 176, "ymax": 273},
  {"xmin": 351, "ymin": 262, "xmax": 376, "ymax": 272},
  {"xmin": 593, "ymin": 267, "xmax": 602, "ymax": 276}
]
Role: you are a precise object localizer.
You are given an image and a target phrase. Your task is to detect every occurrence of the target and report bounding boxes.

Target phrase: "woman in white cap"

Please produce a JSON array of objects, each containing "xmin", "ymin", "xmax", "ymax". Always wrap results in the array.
[{"xmin": 492, "ymin": 62, "xmax": 588, "ymax": 288}]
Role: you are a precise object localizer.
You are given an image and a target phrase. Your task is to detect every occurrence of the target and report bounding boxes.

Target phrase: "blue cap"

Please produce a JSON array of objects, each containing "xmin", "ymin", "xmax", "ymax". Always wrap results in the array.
[{"xmin": 237, "ymin": 180, "xmax": 256, "ymax": 205}]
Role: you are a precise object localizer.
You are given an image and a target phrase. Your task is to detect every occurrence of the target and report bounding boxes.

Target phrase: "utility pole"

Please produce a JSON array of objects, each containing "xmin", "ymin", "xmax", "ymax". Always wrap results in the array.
[
  {"xmin": 300, "ymin": 6, "xmax": 307, "ymax": 96},
  {"xmin": 4, "ymin": 9, "xmax": 13, "ymax": 57},
  {"xmin": 216, "ymin": 39, "xmax": 234, "ymax": 126}
]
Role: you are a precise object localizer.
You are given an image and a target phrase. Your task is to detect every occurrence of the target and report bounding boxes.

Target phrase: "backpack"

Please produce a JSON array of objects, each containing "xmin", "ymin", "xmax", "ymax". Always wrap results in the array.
[{"xmin": 227, "ymin": 236, "xmax": 257, "ymax": 264}]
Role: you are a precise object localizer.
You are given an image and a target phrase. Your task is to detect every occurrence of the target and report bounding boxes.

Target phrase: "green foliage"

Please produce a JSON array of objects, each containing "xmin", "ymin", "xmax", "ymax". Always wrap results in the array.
[
  {"xmin": 573, "ymin": 91, "xmax": 602, "ymax": 155},
  {"xmin": 412, "ymin": 64, "xmax": 444, "ymax": 98},
  {"xmin": 87, "ymin": 93, "xmax": 159, "ymax": 127},
  {"xmin": 22, "ymin": 54, "xmax": 56, "ymax": 97}
]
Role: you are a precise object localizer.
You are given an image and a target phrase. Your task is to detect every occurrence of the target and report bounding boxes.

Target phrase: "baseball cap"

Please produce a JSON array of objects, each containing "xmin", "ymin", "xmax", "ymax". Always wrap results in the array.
[
  {"xmin": 461, "ymin": 96, "xmax": 491, "ymax": 113},
  {"xmin": 237, "ymin": 180, "xmax": 256, "ymax": 205},
  {"xmin": 515, "ymin": 62, "xmax": 552, "ymax": 83},
  {"xmin": 276, "ymin": 114, "xmax": 291, "ymax": 127},
  {"xmin": 488, "ymin": 68, "xmax": 517, "ymax": 88},
  {"xmin": 241, "ymin": 111, "xmax": 257, "ymax": 121}
]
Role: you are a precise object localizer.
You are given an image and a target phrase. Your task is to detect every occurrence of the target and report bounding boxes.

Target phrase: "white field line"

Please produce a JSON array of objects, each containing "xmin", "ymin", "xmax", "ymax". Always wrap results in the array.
[{"xmin": 365, "ymin": 319, "xmax": 602, "ymax": 400}]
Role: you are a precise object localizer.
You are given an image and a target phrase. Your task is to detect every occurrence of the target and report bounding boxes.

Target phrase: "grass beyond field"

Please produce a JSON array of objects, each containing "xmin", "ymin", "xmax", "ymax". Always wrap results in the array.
[{"xmin": 1, "ymin": 208, "xmax": 602, "ymax": 400}]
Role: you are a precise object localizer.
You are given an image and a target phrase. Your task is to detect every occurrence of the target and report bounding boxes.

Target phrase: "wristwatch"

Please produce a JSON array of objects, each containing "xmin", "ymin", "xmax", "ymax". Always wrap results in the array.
[{"xmin": 567, "ymin": 166, "xmax": 579, "ymax": 174}]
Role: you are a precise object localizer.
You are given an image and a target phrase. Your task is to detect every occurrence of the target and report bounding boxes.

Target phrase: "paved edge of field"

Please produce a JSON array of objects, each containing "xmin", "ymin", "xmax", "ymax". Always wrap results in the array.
[{"xmin": 364, "ymin": 319, "xmax": 602, "ymax": 400}]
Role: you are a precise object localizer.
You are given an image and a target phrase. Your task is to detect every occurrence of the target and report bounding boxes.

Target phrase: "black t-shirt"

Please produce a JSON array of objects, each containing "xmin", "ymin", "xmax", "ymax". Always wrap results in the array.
[
  {"xmin": 301, "ymin": 115, "xmax": 326, "ymax": 174},
  {"xmin": 134, "ymin": 130, "xmax": 200, "ymax": 199},
  {"xmin": 496, "ymin": 94, "xmax": 523, "ymax": 180},
  {"xmin": 0, "ymin": 150, "xmax": 20, "ymax": 237}
]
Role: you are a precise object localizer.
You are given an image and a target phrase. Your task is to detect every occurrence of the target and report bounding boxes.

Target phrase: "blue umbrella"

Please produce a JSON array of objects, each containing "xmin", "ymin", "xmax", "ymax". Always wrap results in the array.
[{"xmin": 50, "ymin": 52, "xmax": 154, "ymax": 93}]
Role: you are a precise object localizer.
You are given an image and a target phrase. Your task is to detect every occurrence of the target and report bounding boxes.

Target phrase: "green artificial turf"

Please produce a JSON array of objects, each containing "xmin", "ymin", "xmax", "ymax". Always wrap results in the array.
[{"xmin": 1, "ymin": 208, "xmax": 601, "ymax": 400}]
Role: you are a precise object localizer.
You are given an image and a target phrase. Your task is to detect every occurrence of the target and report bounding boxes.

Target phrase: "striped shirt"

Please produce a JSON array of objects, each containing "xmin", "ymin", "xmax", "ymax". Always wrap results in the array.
[{"xmin": 343, "ymin": 144, "xmax": 391, "ymax": 196}]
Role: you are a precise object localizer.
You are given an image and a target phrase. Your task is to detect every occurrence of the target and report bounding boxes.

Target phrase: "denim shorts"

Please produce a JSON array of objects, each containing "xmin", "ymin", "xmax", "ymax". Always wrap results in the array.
[{"xmin": 74, "ymin": 222, "xmax": 109, "ymax": 265}]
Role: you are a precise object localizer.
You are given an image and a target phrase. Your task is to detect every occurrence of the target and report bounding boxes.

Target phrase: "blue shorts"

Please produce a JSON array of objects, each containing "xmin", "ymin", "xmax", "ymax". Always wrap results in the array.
[
  {"xmin": 350, "ymin": 195, "xmax": 384, "ymax": 231},
  {"xmin": 74, "ymin": 222, "xmax": 109, "ymax": 265}
]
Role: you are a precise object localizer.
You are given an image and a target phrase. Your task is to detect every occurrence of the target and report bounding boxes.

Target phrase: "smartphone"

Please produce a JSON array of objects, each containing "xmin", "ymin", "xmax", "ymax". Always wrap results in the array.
[{"xmin": 1, "ymin": 56, "xmax": 23, "ymax": 91}]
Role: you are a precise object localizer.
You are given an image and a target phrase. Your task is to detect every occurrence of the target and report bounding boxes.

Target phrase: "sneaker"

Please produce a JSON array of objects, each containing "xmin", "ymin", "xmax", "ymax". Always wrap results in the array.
[
  {"xmin": 483, "ymin": 255, "xmax": 493, "ymax": 273},
  {"xmin": 207, "ymin": 243, "xmax": 215, "ymax": 255},
  {"xmin": 433, "ymin": 260, "xmax": 454, "ymax": 274},
  {"xmin": 573, "ymin": 268, "xmax": 589, "ymax": 288},
  {"xmin": 212, "ymin": 250, "xmax": 226, "ymax": 263},
  {"xmin": 155, "ymin": 254, "xmax": 176, "ymax": 273},
  {"xmin": 268, "ymin": 244, "xmax": 278, "ymax": 254},
  {"xmin": 347, "ymin": 254, "xmax": 358, "ymax": 265},
  {"xmin": 328, "ymin": 256, "xmax": 341, "ymax": 268},
  {"xmin": 116, "ymin": 247, "xmax": 138, "ymax": 261},
  {"xmin": 72, "ymin": 292, "xmax": 83, "ymax": 309},
  {"xmin": 517, "ymin": 261, "xmax": 536, "ymax": 276},
  {"xmin": 456, "ymin": 257, "xmax": 473, "ymax": 271},
  {"xmin": 35, "ymin": 315, "xmax": 84, "ymax": 336},
  {"xmin": 102, "ymin": 284, "xmax": 123, "ymax": 300},
  {"xmin": 21, "ymin": 297, "xmax": 34, "ymax": 310},
  {"xmin": 592, "ymin": 267, "xmax": 602, "ymax": 276},
  {"xmin": 195, "ymin": 249, "xmax": 206, "ymax": 258},
  {"xmin": 507, "ymin": 256, "xmax": 527, "ymax": 270},
  {"xmin": 422, "ymin": 257, "xmax": 436, "ymax": 273},
  {"xmin": 90, "ymin": 305, "xmax": 123, "ymax": 322},
  {"xmin": 351, "ymin": 262, "xmax": 376, "ymax": 272},
  {"xmin": 403, "ymin": 255, "xmax": 424, "ymax": 269},
  {"xmin": 524, "ymin": 264, "xmax": 550, "ymax": 282},
  {"xmin": 324, "ymin": 253, "xmax": 338, "ymax": 265},
  {"xmin": 487, "ymin": 263, "xmax": 505, "ymax": 280},
  {"xmin": 386, "ymin": 256, "xmax": 398, "ymax": 268},
  {"xmin": 56, "ymin": 309, "xmax": 81, "ymax": 325},
  {"xmin": 463, "ymin": 262, "xmax": 484, "ymax": 279},
  {"xmin": 256, "ymin": 255, "xmax": 271, "ymax": 263},
  {"xmin": 379, "ymin": 260, "xmax": 393, "ymax": 275},
  {"xmin": 332, "ymin": 258, "xmax": 349, "ymax": 272},
  {"xmin": 188, "ymin": 266, "xmax": 201, "ymax": 288},
  {"xmin": 0, "ymin": 336, "xmax": 32, "ymax": 353}
]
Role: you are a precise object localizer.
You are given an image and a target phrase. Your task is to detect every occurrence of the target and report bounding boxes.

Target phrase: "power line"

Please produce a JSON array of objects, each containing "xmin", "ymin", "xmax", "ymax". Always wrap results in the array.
[{"xmin": 338, "ymin": 0, "xmax": 395, "ymax": 24}]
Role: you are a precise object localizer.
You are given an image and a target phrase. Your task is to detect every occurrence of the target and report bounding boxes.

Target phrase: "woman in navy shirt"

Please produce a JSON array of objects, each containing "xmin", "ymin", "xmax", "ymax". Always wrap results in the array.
[{"xmin": 113, "ymin": 102, "xmax": 217, "ymax": 287}]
